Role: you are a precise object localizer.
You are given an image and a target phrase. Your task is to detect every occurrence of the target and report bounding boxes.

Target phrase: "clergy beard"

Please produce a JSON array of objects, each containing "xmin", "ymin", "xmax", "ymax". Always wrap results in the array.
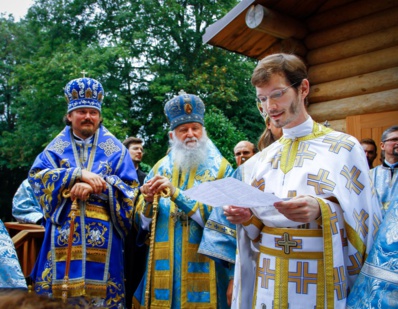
[{"xmin": 169, "ymin": 130, "xmax": 209, "ymax": 171}]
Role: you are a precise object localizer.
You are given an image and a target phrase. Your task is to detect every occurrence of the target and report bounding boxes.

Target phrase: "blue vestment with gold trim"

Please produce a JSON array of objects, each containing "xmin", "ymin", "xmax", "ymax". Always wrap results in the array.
[
  {"xmin": 347, "ymin": 163, "xmax": 398, "ymax": 308},
  {"xmin": 133, "ymin": 139, "xmax": 234, "ymax": 309},
  {"xmin": 369, "ymin": 163, "xmax": 398, "ymax": 217},
  {"xmin": 12, "ymin": 179, "xmax": 43, "ymax": 224},
  {"xmin": 0, "ymin": 219, "xmax": 27, "ymax": 289},
  {"xmin": 28, "ymin": 125, "xmax": 138, "ymax": 308}
]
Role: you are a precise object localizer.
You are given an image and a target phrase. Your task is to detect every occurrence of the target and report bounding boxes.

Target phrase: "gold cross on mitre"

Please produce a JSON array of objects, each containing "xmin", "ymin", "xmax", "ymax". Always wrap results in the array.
[{"xmin": 80, "ymin": 70, "xmax": 88, "ymax": 78}]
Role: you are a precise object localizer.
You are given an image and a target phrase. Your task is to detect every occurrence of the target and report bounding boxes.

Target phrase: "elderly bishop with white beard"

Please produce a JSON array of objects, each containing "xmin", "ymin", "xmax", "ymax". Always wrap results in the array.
[{"xmin": 132, "ymin": 91, "xmax": 235, "ymax": 309}]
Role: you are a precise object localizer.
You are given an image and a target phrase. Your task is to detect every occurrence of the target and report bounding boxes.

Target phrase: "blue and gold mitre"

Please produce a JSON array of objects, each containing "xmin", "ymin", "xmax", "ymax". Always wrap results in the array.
[
  {"xmin": 64, "ymin": 77, "xmax": 104, "ymax": 113},
  {"xmin": 164, "ymin": 90, "xmax": 205, "ymax": 130}
]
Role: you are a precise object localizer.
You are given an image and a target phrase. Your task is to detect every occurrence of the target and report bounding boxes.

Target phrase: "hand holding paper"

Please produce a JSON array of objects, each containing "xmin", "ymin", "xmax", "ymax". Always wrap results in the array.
[
  {"xmin": 183, "ymin": 177, "xmax": 282, "ymax": 208},
  {"xmin": 183, "ymin": 177, "xmax": 303, "ymax": 228}
]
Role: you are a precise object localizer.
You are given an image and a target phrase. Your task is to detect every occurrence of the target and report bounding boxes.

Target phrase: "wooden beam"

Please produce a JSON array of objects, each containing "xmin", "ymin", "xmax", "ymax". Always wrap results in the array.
[
  {"xmin": 305, "ymin": 7, "xmax": 398, "ymax": 50},
  {"xmin": 308, "ymin": 46, "xmax": 398, "ymax": 84},
  {"xmin": 308, "ymin": 89, "xmax": 398, "ymax": 122},
  {"xmin": 327, "ymin": 119, "xmax": 346, "ymax": 133},
  {"xmin": 307, "ymin": 25, "xmax": 398, "ymax": 65},
  {"xmin": 245, "ymin": 4, "xmax": 308, "ymax": 39},
  {"xmin": 306, "ymin": 0, "xmax": 398, "ymax": 32},
  {"xmin": 264, "ymin": 38, "xmax": 307, "ymax": 58},
  {"xmin": 309, "ymin": 67, "xmax": 398, "ymax": 103},
  {"xmin": 316, "ymin": 0, "xmax": 358, "ymax": 14}
]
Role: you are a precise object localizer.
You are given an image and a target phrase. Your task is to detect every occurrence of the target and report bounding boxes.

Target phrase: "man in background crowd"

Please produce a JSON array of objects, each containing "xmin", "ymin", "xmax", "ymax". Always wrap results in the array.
[
  {"xmin": 233, "ymin": 140, "xmax": 257, "ymax": 166},
  {"xmin": 368, "ymin": 126, "xmax": 398, "ymax": 217},
  {"xmin": 360, "ymin": 138, "xmax": 378, "ymax": 169},
  {"xmin": 123, "ymin": 137, "xmax": 147, "ymax": 185},
  {"xmin": 122, "ymin": 136, "xmax": 148, "ymax": 308}
]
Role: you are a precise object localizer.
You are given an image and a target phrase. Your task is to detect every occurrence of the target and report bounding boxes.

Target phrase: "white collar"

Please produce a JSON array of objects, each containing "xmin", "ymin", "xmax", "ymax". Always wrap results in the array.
[
  {"xmin": 73, "ymin": 132, "xmax": 94, "ymax": 144},
  {"xmin": 283, "ymin": 117, "xmax": 313, "ymax": 139}
]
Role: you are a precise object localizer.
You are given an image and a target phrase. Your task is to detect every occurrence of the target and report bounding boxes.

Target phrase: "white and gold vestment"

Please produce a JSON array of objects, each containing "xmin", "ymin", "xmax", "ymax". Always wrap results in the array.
[{"xmin": 232, "ymin": 118, "xmax": 382, "ymax": 309}]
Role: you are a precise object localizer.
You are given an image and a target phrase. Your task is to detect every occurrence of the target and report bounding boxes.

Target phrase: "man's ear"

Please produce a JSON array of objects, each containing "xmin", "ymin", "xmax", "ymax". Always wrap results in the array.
[{"xmin": 300, "ymin": 79, "xmax": 310, "ymax": 98}]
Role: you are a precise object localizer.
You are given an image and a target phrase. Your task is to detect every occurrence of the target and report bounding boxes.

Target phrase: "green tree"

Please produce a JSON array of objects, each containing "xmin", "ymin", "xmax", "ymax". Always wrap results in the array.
[
  {"xmin": 0, "ymin": 0, "xmax": 263, "ymax": 219},
  {"xmin": 204, "ymin": 106, "xmax": 247, "ymax": 166},
  {"xmin": 123, "ymin": 0, "xmax": 260, "ymax": 164}
]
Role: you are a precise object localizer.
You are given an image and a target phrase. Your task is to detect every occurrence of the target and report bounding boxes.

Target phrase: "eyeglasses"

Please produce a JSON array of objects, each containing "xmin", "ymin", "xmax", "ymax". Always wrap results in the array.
[
  {"xmin": 256, "ymin": 82, "xmax": 299, "ymax": 105},
  {"xmin": 256, "ymin": 82, "xmax": 299, "ymax": 117},
  {"xmin": 382, "ymin": 137, "xmax": 398, "ymax": 143}
]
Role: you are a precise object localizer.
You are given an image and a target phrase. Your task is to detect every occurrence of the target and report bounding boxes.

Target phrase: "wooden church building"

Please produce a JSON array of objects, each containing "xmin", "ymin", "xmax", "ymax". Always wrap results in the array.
[{"xmin": 203, "ymin": 0, "xmax": 398, "ymax": 165}]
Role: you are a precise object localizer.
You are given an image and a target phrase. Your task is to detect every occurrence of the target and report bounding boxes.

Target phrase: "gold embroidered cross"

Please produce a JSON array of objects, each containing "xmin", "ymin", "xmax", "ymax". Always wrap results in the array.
[
  {"xmin": 276, "ymin": 232, "xmax": 298, "ymax": 254},
  {"xmin": 80, "ymin": 70, "xmax": 88, "ymax": 78}
]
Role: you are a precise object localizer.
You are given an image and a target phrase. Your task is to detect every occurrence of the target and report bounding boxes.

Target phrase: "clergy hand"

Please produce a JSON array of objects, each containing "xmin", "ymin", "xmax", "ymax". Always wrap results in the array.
[
  {"xmin": 141, "ymin": 175, "xmax": 175, "ymax": 202},
  {"xmin": 70, "ymin": 182, "xmax": 93, "ymax": 201},
  {"xmin": 274, "ymin": 195, "xmax": 321, "ymax": 223},
  {"xmin": 223, "ymin": 205, "xmax": 252, "ymax": 224},
  {"xmin": 81, "ymin": 170, "xmax": 107, "ymax": 194}
]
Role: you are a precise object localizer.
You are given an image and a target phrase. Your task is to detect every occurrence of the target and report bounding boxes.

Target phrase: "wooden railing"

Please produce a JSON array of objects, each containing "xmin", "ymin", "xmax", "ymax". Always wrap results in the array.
[{"xmin": 4, "ymin": 222, "xmax": 45, "ymax": 278}]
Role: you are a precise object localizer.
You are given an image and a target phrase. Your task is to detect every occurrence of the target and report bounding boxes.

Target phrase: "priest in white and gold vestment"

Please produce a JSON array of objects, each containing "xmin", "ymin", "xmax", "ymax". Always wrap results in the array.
[{"xmin": 223, "ymin": 53, "xmax": 382, "ymax": 309}]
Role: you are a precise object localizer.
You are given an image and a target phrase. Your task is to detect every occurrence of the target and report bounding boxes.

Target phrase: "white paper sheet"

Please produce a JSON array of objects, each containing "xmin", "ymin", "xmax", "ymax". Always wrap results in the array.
[
  {"xmin": 184, "ymin": 177, "xmax": 302, "ymax": 227},
  {"xmin": 183, "ymin": 177, "xmax": 282, "ymax": 208}
]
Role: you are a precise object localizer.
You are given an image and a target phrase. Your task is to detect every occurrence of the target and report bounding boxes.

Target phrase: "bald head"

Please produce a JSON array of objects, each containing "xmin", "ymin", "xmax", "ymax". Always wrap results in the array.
[{"xmin": 234, "ymin": 141, "xmax": 256, "ymax": 165}]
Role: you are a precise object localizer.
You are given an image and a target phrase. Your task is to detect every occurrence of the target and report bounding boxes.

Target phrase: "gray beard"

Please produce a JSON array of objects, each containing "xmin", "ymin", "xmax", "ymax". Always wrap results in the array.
[{"xmin": 169, "ymin": 133, "xmax": 209, "ymax": 171}]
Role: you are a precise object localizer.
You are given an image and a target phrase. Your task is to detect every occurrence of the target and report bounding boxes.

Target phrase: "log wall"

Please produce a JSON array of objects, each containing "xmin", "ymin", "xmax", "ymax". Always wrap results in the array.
[{"xmin": 304, "ymin": 0, "xmax": 398, "ymax": 132}]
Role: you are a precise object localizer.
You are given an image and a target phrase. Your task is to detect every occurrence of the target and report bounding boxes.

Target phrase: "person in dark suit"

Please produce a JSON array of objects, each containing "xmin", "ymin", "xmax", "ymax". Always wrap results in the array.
[{"xmin": 122, "ymin": 137, "xmax": 148, "ymax": 309}]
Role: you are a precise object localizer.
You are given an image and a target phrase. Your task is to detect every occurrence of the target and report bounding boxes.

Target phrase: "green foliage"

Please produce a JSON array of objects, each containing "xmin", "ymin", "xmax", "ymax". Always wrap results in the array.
[
  {"xmin": 139, "ymin": 162, "xmax": 152, "ymax": 174},
  {"xmin": 204, "ymin": 106, "xmax": 247, "ymax": 167},
  {"xmin": 0, "ymin": 0, "xmax": 265, "ymax": 217}
]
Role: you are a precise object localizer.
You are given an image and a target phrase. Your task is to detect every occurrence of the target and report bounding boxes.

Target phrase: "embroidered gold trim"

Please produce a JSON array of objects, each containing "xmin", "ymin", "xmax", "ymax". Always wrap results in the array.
[
  {"xmin": 52, "ymin": 280, "xmax": 107, "ymax": 299},
  {"xmin": 55, "ymin": 246, "xmax": 83, "ymax": 261},
  {"xmin": 55, "ymin": 246, "xmax": 108, "ymax": 263},
  {"xmin": 262, "ymin": 226, "xmax": 322, "ymax": 237},
  {"xmin": 86, "ymin": 248, "xmax": 108, "ymax": 263},
  {"xmin": 345, "ymin": 218, "xmax": 366, "ymax": 259},
  {"xmin": 318, "ymin": 198, "xmax": 335, "ymax": 309},
  {"xmin": 52, "ymin": 280, "xmax": 85, "ymax": 298},
  {"xmin": 244, "ymin": 215, "xmax": 263, "ymax": 228},
  {"xmin": 85, "ymin": 204, "xmax": 110, "ymax": 221},
  {"xmin": 316, "ymin": 259, "xmax": 325, "ymax": 307},
  {"xmin": 206, "ymin": 219, "xmax": 236, "ymax": 238},
  {"xmin": 259, "ymin": 245, "xmax": 323, "ymax": 259}
]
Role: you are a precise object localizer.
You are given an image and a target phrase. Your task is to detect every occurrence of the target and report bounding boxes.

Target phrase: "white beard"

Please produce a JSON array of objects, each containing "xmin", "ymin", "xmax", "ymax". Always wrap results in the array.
[{"xmin": 169, "ymin": 130, "xmax": 209, "ymax": 171}]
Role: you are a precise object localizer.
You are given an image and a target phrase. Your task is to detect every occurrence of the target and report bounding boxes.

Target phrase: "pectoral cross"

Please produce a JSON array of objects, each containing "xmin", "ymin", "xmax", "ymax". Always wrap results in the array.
[
  {"xmin": 80, "ymin": 70, "xmax": 88, "ymax": 78},
  {"xmin": 170, "ymin": 209, "xmax": 188, "ymax": 226}
]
